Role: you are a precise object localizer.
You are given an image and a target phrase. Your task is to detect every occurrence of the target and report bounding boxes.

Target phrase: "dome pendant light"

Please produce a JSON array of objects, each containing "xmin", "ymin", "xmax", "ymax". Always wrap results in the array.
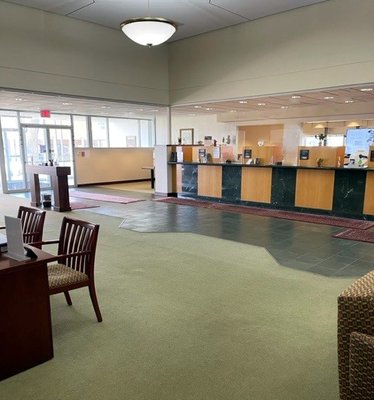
[{"xmin": 120, "ymin": 1, "xmax": 177, "ymax": 47}]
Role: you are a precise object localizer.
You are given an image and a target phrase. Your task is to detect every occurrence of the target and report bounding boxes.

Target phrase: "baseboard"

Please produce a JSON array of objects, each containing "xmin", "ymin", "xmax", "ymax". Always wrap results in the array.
[
  {"xmin": 154, "ymin": 192, "xmax": 177, "ymax": 197},
  {"xmin": 76, "ymin": 179, "xmax": 150, "ymax": 187}
]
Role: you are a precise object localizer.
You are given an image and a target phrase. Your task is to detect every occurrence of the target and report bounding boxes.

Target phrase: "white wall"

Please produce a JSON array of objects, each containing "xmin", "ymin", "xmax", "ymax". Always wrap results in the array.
[
  {"xmin": 0, "ymin": 1, "xmax": 169, "ymax": 105},
  {"xmin": 168, "ymin": 0, "xmax": 374, "ymax": 104},
  {"xmin": 171, "ymin": 114, "xmax": 236, "ymax": 146},
  {"xmin": 155, "ymin": 109, "xmax": 171, "ymax": 145},
  {"xmin": 75, "ymin": 148, "xmax": 153, "ymax": 185}
]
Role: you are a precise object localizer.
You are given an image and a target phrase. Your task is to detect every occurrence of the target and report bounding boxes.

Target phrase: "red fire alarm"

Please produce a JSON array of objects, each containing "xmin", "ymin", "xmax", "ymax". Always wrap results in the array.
[{"xmin": 40, "ymin": 109, "xmax": 51, "ymax": 118}]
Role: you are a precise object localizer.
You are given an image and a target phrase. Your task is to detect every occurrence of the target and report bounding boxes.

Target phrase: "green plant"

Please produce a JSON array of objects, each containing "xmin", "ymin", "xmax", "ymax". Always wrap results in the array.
[{"xmin": 315, "ymin": 133, "xmax": 327, "ymax": 141}]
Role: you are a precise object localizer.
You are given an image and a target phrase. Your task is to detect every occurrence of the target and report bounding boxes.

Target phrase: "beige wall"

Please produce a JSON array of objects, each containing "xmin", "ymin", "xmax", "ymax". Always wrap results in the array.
[
  {"xmin": 169, "ymin": 0, "xmax": 374, "ymax": 104},
  {"xmin": 0, "ymin": 1, "xmax": 169, "ymax": 105},
  {"xmin": 238, "ymin": 124, "xmax": 283, "ymax": 149},
  {"xmin": 75, "ymin": 148, "xmax": 154, "ymax": 185}
]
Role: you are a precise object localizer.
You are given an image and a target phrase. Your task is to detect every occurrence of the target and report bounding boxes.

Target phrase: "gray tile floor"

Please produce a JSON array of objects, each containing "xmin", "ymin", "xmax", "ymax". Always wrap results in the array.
[
  {"xmin": 14, "ymin": 185, "xmax": 374, "ymax": 277},
  {"xmin": 75, "ymin": 186, "xmax": 373, "ymax": 278}
]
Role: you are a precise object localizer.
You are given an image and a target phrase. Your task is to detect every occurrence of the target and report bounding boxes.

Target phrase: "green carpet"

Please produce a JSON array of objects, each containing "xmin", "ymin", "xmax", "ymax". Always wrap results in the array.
[{"xmin": 0, "ymin": 194, "xmax": 354, "ymax": 400}]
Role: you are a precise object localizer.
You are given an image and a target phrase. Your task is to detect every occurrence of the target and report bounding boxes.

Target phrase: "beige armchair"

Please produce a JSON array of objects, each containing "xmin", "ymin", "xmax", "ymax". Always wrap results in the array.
[{"xmin": 337, "ymin": 271, "xmax": 374, "ymax": 400}]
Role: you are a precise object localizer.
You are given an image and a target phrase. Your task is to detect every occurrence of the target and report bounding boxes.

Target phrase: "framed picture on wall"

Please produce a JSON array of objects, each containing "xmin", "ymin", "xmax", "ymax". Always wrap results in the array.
[
  {"xmin": 179, "ymin": 128, "xmax": 194, "ymax": 145},
  {"xmin": 126, "ymin": 136, "xmax": 137, "ymax": 147}
]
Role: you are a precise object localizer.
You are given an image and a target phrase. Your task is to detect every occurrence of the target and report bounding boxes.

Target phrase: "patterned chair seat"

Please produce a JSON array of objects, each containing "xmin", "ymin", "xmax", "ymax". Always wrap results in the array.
[
  {"xmin": 338, "ymin": 270, "xmax": 374, "ymax": 400},
  {"xmin": 48, "ymin": 263, "xmax": 89, "ymax": 290}
]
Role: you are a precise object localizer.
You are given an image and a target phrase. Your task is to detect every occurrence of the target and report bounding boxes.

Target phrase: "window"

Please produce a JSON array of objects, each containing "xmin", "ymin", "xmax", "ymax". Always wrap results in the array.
[
  {"xmin": 303, "ymin": 134, "xmax": 345, "ymax": 147},
  {"xmin": 73, "ymin": 116, "xmax": 89, "ymax": 147},
  {"xmin": 108, "ymin": 118, "xmax": 139, "ymax": 147},
  {"xmin": 140, "ymin": 119, "xmax": 154, "ymax": 147},
  {"xmin": 91, "ymin": 117, "xmax": 154, "ymax": 148},
  {"xmin": 91, "ymin": 117, "xmax": 108, "ymax": 147},
  {"xmin": 326, "ymin": 135, "xmax": 345, "ymax": 146}
]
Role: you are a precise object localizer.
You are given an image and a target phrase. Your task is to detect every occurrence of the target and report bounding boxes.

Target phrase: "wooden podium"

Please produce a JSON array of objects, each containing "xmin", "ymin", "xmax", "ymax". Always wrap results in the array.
[{"xmin": 26, "ymin": 165, "xmax": 71, "ymax": 212}]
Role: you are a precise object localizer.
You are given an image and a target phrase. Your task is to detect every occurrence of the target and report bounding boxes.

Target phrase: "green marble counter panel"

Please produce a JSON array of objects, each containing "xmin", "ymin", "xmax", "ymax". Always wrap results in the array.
[{"xmin": 332, "ymin": 169, "xmax": 366, "ymax": 217}]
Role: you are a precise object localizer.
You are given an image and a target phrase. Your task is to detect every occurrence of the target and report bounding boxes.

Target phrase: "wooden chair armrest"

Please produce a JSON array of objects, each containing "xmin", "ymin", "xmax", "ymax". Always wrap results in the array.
[
  {"xmin": 48, "ymin": 250, "xmax": 92, "ymax": 263},
  {"xmin": 34, "ymin": 239, "xmax": 60, "ymax": 247}
]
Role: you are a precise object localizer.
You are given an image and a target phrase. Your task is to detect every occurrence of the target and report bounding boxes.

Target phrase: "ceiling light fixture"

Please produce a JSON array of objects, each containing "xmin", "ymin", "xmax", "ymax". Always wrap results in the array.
[
  {"xmin": 345, "ymin": 100, "xmax": 354, "ymax": 103},
  {"xmin": 360, "ymin": 88, "xmax": 373, "ymax": 92},
  {"xmin": 257, "ymin": 103, "xmax": 266, "ymax": 106},
  {"xmin": 323, "ymin": 96, "xmax": 334, "ymax": 100},
  {"xmin": 291, "ymin": 95, "xmax": 301, "ymax": 99},
  {"xmin": 239, "ymin": 100, "xmax": 247, "ymax": 104},
  {"xmin": 120, "ymin": 1, "xmax": 177, "ymax": 47}
]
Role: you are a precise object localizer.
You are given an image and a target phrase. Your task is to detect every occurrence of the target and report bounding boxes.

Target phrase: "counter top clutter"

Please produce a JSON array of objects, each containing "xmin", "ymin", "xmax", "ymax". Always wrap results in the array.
[{"xmin": 168, "ymin": 161, "xmax": 374, "ymax": 171}]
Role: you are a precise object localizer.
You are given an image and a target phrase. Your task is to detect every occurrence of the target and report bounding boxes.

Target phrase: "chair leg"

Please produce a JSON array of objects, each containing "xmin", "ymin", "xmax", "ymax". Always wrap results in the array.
[
  {"xmin": 64, "ymin": 291, "xmax": 72, "ymax": 306},
  {"xmin": 88, "ymin": 283, "xmax": 102, "ymax": 322}
]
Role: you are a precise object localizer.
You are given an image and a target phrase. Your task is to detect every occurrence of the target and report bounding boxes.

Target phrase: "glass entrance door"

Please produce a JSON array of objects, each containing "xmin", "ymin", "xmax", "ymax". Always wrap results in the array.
[
  {"xmin": 21, "ymin": 125, "xmax": 75, "ymax": 190},
  {"xmin": 22, "ymin": 126, "xmax": 51, "ymax": 189},
  {"xmin": 49, "ymin": 128, "xmax": 75, "ymax": 186},
  {"xmin": 1, "ymin": 128, "xmax": 25, "ymax": 191}
]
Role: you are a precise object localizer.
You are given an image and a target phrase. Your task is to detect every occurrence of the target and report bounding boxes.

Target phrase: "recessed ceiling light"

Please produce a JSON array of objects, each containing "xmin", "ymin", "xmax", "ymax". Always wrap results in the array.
[
  {"xmin": 239, "ymin": 100, "xmax": 247, "ymax": 104},
  {"xmin": 205, "ymin": 108, "xmax": 213, "ymax": 111},
  {"xmin": 323, "ymin": 96, "xmax": 334, "ymax": 100},
  {"xmin": 101, "ymin": 106, "xmax": 111, "ymax": 109},
  {"xmin": 257, "ymin": 103, "xmax": 266, "ymax": 106},
  {"xmin": 149, "ymin": 109, "xmax": 159, "ymax": 112},
  {"xmin": 194, "ymin": 105, "xmax": 202, "ymax": 108},
  {"xmin": 360, "ymin": 88, "xmax": 373, "ymax": 92},
  {"xmin": 230, "ymin": 110, "xmax": 236, "ymax": 113},
  {"xmin": 62, "ymin": 102, "xmax": 73, "ymax": 106},
  {"xmin": 281, "ymin": 106, "xmax": 289, "ymax": 109},
  {"xmin": 291, "ymin": 95, "xmax": 301, "ymax": 99},
  {"xmin": 345, "ymin": 100, "xmax": 354, "ymax": 103},
  {"xmin": 15, "ymin": 98, "xmax": 24, "ymax": 101}
]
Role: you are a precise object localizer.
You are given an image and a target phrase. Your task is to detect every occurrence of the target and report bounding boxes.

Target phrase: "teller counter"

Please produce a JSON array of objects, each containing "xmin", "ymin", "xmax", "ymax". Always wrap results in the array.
[{"xmin": 169, "ymin": 162, "xmax": 374, "ymax": 219}]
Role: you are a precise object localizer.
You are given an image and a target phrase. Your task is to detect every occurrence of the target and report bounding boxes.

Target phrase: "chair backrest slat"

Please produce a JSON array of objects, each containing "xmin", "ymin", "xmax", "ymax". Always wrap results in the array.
[
  {"xmin": 58, "ymin": 217, "xmax": 99, "ymax": 277},
  {"xmin": 17, "ymin": 206, "xmax": 46, "ymax": 247}
]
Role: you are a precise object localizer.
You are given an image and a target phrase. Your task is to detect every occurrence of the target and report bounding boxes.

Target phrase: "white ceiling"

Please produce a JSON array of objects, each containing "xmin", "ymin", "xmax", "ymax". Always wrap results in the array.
[
  {"xmin": 1, "ymin": 85, "xmax": 374, "ymax": 121},
  {"xmin": 3, "ymin": 0, "xmax": 330, "ymax": 42}
]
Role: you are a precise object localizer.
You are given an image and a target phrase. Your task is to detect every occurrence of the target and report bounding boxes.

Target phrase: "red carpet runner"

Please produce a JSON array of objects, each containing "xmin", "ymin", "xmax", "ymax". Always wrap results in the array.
[
  {"xmin": 332, "ymin": 228, "xmax": 374, "ymax": 243},
  {"xmin": 70, "ymin": 191, "xmax": 144, "ymax": 204}
]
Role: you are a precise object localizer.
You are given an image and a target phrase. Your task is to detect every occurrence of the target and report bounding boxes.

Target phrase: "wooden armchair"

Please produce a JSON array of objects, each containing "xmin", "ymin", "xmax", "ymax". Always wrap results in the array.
[
  {"xmin": 0, "ymin": 206, "xmax": 46, "ymax": 247},
  {"xmin": 337, "ymin": 271, "xmax": 374, "ymax": 400},
  {"xmin": 43, "ymin": 217, "xmax": 102, "ymax": 322}
]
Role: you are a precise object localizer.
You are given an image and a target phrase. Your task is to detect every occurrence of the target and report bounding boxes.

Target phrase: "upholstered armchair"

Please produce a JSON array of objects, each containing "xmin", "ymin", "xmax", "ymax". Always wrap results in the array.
[{"xmin": 337, "ymin": 271, "xmax": 374, "ymax": 400}]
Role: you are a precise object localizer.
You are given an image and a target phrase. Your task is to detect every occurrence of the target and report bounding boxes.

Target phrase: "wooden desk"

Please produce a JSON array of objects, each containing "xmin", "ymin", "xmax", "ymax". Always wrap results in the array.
[
  {"xmin": 0, "ymin": 247, "xmax": 55, "ymax": 380},
  {"xmin": 142, "ymin": 166, "xmax": 155, "ymax": 189},
  {"xmin": 26, "ymin": 165, "xmax": 71, "ymax": 212}
]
